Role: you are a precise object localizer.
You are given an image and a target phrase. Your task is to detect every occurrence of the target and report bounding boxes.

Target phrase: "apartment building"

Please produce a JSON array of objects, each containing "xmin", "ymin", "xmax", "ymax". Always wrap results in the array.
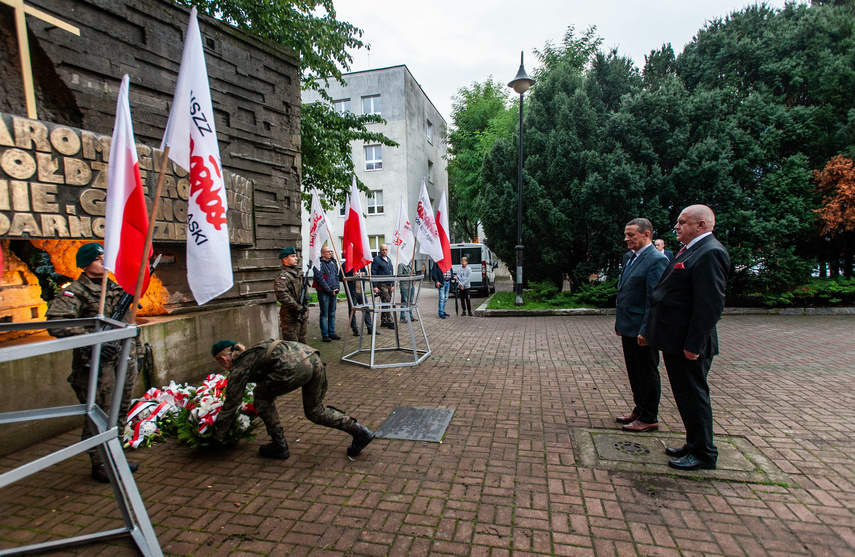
[{"xmin": 301, "ymin": 65, "xmax": 448, "ymax": 271}]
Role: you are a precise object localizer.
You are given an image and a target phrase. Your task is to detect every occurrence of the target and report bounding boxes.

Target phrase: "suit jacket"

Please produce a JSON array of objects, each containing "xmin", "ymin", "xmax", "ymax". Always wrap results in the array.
[
  {"xmin": 663, "ymin": 249, "xmax": 674, "ymax": 260},
  {"xmin": 646, "ymin": 235, "xmax": 730, "ymax": 356},
  {"xmin": 615, "ymin": 245, "xmax": 668, "ymax": 338},
  {"xmin": 370, "ymin": 255, "xmax": 394, "ymax": 286}
]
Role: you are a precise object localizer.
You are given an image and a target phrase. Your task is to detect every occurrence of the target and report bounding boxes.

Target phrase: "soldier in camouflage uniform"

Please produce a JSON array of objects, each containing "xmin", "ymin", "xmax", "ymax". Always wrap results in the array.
[
  {"xmin": 273, "ymin": 247, "xmax": 308, "ymax": 343},
  {"xmin": 45, "ymin": 242, "xmax": 140, "ymax": 483},
  {"xmin": 211, "ymin": 338, "xmax": 375, "ymax": 460}
]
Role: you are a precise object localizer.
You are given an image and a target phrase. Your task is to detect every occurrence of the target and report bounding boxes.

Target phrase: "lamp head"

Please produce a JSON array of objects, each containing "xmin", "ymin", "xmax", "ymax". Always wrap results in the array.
[{"xmin": 508, "ymin": 51, "xmax": 535, "ymax": 95}]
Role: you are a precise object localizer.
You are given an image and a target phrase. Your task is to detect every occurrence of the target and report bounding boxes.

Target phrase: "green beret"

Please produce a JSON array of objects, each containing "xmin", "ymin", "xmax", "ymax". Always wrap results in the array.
[
  {"xmin": 279, "ymin": 247, "xmax": 296, "ymax": 258},
  {"xmin": 76, "ymin": 242, "xmax": 104, "ymax": 268},
  {"xmin": 211, "ymin": 340, "xmax": 237, "ymax": 357}
]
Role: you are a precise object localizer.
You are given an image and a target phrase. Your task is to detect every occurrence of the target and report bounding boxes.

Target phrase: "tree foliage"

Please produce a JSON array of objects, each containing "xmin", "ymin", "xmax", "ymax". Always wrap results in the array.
[
  {"xmin": 446, "ymin": 78, "xmax": 513, "ymax": 242},
  {"xmin": 815, "ymin": 155, "xmax": 855, "ymax": 234},
  {"xmin": 476, "ymin": 2, "xmax": 855, "ymax": 294},
  {"xmin": 181, "ymin": 0, "xmax": 397, "ymax": 206}
]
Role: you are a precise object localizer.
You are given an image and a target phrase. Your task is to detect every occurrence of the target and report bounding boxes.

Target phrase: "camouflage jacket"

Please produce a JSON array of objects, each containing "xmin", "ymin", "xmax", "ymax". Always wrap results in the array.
[
  {"xmin": 214, "ymin": 339, "xmax": 318, "ymax": 438},
  {"xmin": 274, "ymin": 265, "xmax": 304, "ymax": 315},
  {"xmin": 45, "ymin": 274, "xmax": 130, "ymax": 363}
]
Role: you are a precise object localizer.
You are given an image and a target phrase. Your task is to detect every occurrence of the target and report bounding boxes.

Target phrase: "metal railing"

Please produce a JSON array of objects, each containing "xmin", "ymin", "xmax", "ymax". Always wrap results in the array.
[
  {"xmin": 340, "ymin": 275, "xmax": 430, "ymax": 368},
  {"xmin": 0, "ymin": 317, "xmax": 162, "ymax": 557}
]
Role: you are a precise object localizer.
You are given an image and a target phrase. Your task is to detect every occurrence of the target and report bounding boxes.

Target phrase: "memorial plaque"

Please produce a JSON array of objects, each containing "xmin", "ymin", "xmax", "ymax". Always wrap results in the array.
[
  {"xmin": 0, "ymin": 113, "xmax": 253, "ymax": 245},
  {"xmin": 375, "ymin": 407, "xmax": 455, "ymax": 443}
]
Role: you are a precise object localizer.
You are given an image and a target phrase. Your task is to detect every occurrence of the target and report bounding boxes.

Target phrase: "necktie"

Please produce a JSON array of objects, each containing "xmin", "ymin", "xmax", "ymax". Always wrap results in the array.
[
  {"xmin": 676, "ymin": 246, "xmax": 687, "ymax": 257},
  {"xmin": 626, "ymin": 252, "xmax": 637, "ymax": 268}
]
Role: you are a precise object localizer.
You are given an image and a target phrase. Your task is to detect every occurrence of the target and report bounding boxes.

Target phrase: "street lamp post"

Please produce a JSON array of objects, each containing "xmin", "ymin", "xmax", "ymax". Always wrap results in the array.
[{"xmin": 508, "ymin": 52, "xmax": 534, "ymax": 306}]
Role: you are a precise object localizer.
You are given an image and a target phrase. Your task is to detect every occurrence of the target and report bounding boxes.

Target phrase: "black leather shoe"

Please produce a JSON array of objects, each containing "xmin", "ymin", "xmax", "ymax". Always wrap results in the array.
[
  {"xmin": 322, "ymin": 336, "xmax": 331, "ymax": 342},
  {"xmin": 665, "ymin": 445, "xmax": 689, "ymax": 458},
  {"xmin": 329, "ymin": 334, "xmax": 341, "ymax": 340},
  {"xmin": 351, "ymin": 329, "xmax": 360, "ymax": 337},
  {"xmin": 668, "ymin": 454, "xmax": 716, "ymax": 471}
]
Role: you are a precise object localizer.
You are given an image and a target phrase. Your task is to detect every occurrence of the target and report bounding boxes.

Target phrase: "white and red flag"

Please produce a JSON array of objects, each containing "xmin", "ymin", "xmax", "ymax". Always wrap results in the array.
[
  {"xmin": 414, "ymin": 179, "xmax": 443, "ymax": 263},
  {"xmin": 435, "ymin": 189, "xmax": 452, "ymax": 273},
  {"xmin": 390, "ymin": 195, "xmax": 414, "ymax": 265},
  {"xmin": 307, "ymin": 188, "xmax": 331, "ymax": 270},
  {"xmin": 161, "ymin": 7, "xmax": 233, "ymax": 305},
  {"xmin": 342, "ymin": 176, "xmax": 373, "ymax": 272},
  {"xmin": 103, "ymin": 74, "xmax": 150, "ymax": 295}
]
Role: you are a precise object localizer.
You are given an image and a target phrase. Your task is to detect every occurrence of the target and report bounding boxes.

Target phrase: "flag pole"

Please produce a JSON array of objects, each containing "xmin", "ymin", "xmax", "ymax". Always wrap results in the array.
[
  {"xmin": 98, "ymin": 273, "xmax": 109, "ymax": 316},
  {"xmin": 128, "ymin": 146, "xmax": 169, "ymax": 324}
]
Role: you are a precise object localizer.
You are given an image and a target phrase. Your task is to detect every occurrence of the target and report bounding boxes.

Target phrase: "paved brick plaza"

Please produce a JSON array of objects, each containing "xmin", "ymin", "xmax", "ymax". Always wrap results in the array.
[{"xmin": 2, "ymin": 286, "xmax": 854, "ymax": 556}]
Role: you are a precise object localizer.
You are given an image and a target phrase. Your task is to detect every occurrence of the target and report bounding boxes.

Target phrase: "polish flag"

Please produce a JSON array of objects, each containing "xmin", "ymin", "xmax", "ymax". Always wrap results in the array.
[
  {"xmin": 103, "ymin": 75, "xmax": 150, "ymax": 295},
  {"xmin": 161, "ymin": 7, "xmax": 233, "ymax": 305},
  {"xmin": 414, "ymin": 179, "xmax": 443, "ymax": 263},
  {"xmin": 342, "ymin": 176, "xmax": 373, "ymax": 272},
  {"xmin": 307, "ymin": 188, "xmax": 331, "ymax": 270},
  {"xmin": 435, "ymin": 189, "xmax": 452, "ymax": 273},
  {"xmin": 342, "ymin": 195, "xmax": 354, "ymax": 272}
]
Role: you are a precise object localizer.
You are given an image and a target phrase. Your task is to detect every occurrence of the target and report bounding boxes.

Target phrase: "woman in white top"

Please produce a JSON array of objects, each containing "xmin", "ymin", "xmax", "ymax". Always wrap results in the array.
[{"xmin": 457, "ymin": 257, "xmax": 473, "ymax": 316}]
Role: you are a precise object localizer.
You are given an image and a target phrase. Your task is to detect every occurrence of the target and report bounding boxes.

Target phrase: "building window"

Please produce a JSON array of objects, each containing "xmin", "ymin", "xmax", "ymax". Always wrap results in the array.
[
  {"xmin": 428, "ymin": 160, "xmax": 434, "ymax": 184},
  {"xmin": 333, "ymin": 98, "xmax": 351, "ymax": 113},
  {"xmin": 369, "ymin": 235, "xmax": 386, "ymax": 256},
  {"xmin": 339, "ymin": 203, "xmax": 346, "ymax": 217},
  {"xmin": 426, "ymin": 120, "xmax": 433, "ymax": 143},
  {"xmin": 362, "ymin": 95, "xmax": 381, "ymax": 116},
  {"xmin": 366, "ymin": 190, "xmax": 384, "ymax": 215},
  {"xmin": 365, "ymin": 145, "xmax": 382, "ymax": 171}
]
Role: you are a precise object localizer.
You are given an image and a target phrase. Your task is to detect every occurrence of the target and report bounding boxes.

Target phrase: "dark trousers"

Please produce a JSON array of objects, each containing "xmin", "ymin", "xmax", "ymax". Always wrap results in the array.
[
  {"xmin": 459, "ymin": 287, "xmax": 471, "ymax": 313},
  {"xmin": 663, "ymin": 351, "xmax": 717, "ymax": 464},
  {"xmin": 620, "ymin": 336, "xmax": 660, "ymax": 424},
  {"xmin": 347, "ymin": 291, "xmax": 372, "ymax": 331}
]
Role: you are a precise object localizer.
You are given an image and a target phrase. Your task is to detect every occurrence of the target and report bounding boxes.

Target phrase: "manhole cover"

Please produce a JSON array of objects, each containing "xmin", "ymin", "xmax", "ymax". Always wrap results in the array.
[{"xmin": 614, "ymin": 441, "xmax": 650, "ymax": 456}]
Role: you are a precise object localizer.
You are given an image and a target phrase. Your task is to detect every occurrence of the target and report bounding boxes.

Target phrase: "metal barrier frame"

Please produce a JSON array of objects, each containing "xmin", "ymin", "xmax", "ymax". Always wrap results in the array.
[
  {"xmin": 0, "ymin": 318, "xmax": 163, "ymax": 557},
  {"xmin": 340, "ymin": 275, "xmax": 430, "ymax": 368}
]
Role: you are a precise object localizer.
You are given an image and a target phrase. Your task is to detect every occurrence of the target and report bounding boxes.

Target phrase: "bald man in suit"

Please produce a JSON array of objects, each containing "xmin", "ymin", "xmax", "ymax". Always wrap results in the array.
[{"xmin": 646, "ymin": 205, "xmax": 730, "ymax": 471}]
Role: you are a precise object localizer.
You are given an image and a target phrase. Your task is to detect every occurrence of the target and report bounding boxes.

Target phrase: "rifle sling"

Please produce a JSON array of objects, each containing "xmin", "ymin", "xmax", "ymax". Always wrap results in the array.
[{"xmin": 265, "ymin": 340, "xmax": 285, "ymax": 364}]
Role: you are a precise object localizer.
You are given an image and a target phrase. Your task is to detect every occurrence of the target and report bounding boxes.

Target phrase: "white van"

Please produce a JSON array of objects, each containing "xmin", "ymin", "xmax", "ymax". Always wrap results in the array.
[{"xmin": 450, "ymin": 243, "xmax": 498, "ymax": 296}]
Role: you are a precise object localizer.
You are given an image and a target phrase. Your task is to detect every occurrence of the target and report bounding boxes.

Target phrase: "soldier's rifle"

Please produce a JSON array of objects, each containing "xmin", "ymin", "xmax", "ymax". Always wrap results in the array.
[
  {"xmin": 98, "ymin": 254, "xmax": 163, "ymax": 361},
  {"xmin": 296, "ymin": 262, "xmax": 312, "ymax": 323}
]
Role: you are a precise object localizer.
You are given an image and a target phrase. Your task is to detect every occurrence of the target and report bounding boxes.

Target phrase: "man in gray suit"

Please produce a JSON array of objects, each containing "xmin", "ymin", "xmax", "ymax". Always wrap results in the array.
[{"xmin": 614, "ymin": 218, "xmax": 669, "ymax": 433}]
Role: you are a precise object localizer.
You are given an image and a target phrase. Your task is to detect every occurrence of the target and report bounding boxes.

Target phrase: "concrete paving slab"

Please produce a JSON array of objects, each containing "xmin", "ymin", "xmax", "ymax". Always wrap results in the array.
[{"xmin": 573, "ymin": 428, "xmax": 792, "ymax": 484}]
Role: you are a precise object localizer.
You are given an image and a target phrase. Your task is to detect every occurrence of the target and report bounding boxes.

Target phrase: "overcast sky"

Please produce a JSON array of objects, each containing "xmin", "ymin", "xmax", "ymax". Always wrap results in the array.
[{"xmin": 331, "ymin": 0, "xmax": 791, "ymax": 124}]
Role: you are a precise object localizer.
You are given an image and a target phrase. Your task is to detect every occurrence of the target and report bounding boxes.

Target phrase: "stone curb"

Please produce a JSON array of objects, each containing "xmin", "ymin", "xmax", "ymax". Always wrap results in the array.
[{"xmin": 473, "ymin": 299, "xmax": 855, "ymax": 317}]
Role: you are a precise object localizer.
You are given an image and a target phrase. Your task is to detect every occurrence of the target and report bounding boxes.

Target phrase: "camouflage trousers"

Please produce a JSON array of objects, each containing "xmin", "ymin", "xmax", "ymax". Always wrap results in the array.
[
  {"xmin": 279, "ymin": 309, "xmax": 308, "ymax": 344},
  {"xmin": 69, "ymin": 353, "xmax": 138, "ymax": 466},
  {"xmin": 253, "ymin": 353, "xmax": 355, "ymax": 440},
  {"xmin": 376, "ymin": 283, "xmax": 393, "ymax": 325}
]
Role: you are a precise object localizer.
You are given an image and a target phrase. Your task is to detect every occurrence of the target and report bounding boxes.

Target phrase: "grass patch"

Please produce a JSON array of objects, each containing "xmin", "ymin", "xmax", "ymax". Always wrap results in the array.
[{"xmin": 486, "ymin": 279, "xmax": 618, "ymax": 310}]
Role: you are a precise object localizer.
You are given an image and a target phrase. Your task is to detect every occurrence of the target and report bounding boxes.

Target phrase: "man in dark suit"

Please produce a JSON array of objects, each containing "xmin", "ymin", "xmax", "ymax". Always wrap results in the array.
[
  {"xmin": 654, "ymin": 239, "xmax": 674, "ymax": 260},
  {"xmin": 370, "ymin": 244, "xmax": 395, "ymax": 329},
  {"xmin": 646, "ymin": 205, "xmax": 730, "ymax": 471},
  {"xmin": 615, "ymin": 218, "xmax": 669, "ymax": 433}
]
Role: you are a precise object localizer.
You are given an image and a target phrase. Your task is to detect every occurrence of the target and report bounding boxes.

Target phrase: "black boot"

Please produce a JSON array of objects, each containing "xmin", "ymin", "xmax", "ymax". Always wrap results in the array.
[
  {"xmin": 259, "ymin": 436, "xmax": 290, "ymax": 460},
  {"xmin": 347, "ymin": 423, "xmax": 375, "ymax": 457},
  {"xmin": 91, "ymin": 460, "xmax": 138, "ymax": 483}
]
